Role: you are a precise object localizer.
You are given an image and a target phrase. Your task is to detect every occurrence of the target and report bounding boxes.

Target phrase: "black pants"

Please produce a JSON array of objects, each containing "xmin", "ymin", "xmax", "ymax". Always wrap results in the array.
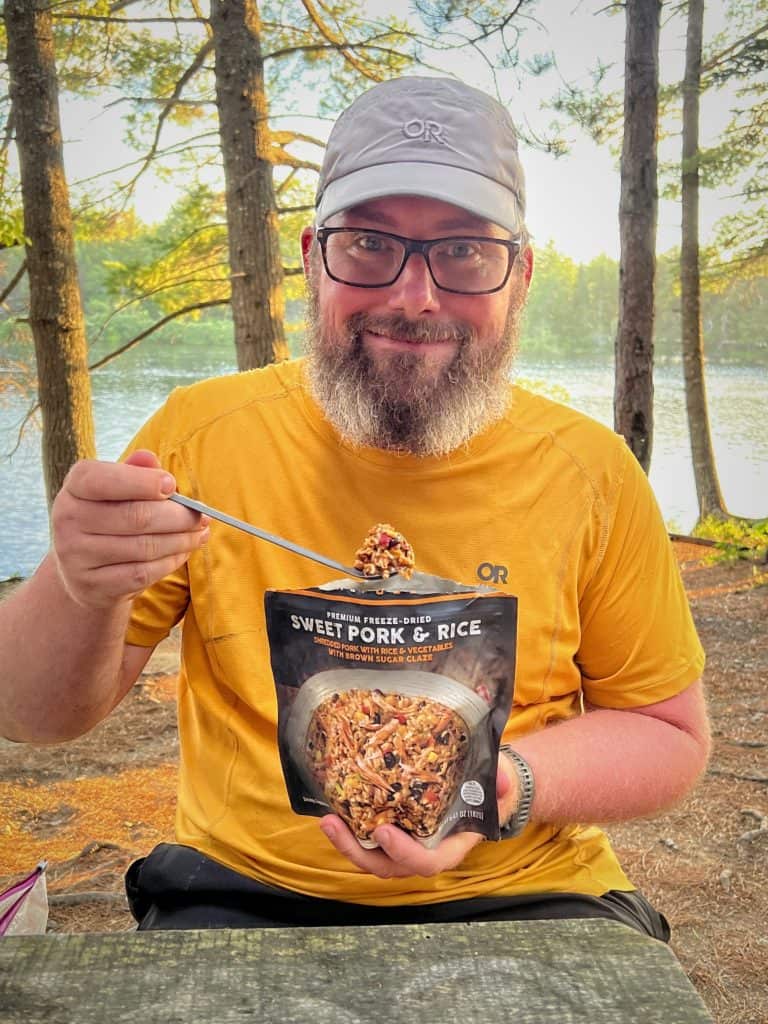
[{"xmin": 125, "ymin": 843, "xmax": 670, "ymax": 941}]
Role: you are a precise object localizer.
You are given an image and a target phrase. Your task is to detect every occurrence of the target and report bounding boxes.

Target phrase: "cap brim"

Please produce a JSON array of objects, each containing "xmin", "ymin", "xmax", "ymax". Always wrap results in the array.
[{"xmin": 315, "ymin": 162, "xmax": 523, "ymax": 236}]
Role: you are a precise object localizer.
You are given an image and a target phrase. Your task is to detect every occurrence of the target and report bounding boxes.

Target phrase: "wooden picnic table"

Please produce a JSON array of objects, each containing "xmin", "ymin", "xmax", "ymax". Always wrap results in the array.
[{"xmin": 0, "ymin": 918, "xmax": 713, "ymax": 1023}]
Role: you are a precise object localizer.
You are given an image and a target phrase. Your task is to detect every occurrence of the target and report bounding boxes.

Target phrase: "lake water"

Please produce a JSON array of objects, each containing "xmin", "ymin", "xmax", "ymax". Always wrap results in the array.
[{"xmin": 1, "ymin": 342, "xmax": 766, "ymax": 580}]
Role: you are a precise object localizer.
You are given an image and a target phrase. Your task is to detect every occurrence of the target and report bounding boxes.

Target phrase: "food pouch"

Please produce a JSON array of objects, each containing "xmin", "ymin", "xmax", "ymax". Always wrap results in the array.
[{"xmin": 265, "ymin": 572, "xmax": 517, "ymax": 849}]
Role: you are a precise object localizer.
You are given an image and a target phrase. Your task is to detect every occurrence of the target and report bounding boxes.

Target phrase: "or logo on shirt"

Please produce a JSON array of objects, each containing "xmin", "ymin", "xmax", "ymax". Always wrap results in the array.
[
  {"xmin": 477, "ymin": 562, "xmax": 508, "ymax": 585},
  {"xmin": 402, "ymin": 119, "xmax": 447, "ymax": 144}
]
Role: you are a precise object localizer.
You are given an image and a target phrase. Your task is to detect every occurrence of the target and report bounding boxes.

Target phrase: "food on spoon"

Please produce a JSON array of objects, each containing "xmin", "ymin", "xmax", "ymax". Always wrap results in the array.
[
  {"xmin": 354, "ymin": 523, "xmax": 415, "ymax": 580},
  {"xmin": 306, "ymin": 688, "xmax": 468, "ymax": 841}
]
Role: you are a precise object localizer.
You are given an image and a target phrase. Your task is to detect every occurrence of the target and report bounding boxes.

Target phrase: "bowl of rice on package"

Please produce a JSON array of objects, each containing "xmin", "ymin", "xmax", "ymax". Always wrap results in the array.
[{"xmin": 265, "ymin": 526, "xmax": 518, "ymax": 849}]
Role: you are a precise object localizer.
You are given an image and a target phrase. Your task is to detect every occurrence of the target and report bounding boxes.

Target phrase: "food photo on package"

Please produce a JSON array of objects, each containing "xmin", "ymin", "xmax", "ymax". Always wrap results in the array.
[{"xmin": 265, "ymin": 526, "xmax": 518, "ymax": 849}]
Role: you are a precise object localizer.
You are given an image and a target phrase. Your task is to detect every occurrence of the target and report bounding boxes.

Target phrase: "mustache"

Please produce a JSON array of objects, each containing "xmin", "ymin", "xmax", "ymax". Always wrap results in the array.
[{"xmin": 347, "ymin": 312, "xmax": 473, "ymax": 346}]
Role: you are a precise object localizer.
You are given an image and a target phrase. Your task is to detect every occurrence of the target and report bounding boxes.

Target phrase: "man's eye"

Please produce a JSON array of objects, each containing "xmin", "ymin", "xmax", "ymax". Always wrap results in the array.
[
  {"xmin": 443, "ymin": 241, "xmax": 478, "ymax": 259},
  {"xmin": 354, "ymin": 234, "xmax": 388, "ymax": 253}
]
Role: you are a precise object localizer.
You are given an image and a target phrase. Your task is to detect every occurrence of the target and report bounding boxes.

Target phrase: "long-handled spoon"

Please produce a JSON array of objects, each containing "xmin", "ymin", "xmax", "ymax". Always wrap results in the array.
[{"xmin": 169, "ymin": 492, "xmax": 371, "ymax": 579}]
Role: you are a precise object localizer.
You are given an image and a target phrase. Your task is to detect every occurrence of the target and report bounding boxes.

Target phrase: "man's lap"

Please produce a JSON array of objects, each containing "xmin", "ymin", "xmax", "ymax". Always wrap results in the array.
[{"xmin": 126, "ymin": 842, "xmax": 670, "ymax": 941}]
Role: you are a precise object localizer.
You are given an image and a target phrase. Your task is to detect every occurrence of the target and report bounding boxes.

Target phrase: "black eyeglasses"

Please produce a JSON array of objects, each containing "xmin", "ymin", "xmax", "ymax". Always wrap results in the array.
[{"xmin": 316, "ymin": 227, "xmax": 520, "ymax": 295}]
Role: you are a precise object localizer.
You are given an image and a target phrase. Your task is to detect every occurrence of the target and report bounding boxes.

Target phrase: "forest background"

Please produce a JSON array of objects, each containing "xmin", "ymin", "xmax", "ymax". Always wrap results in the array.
[
  {"xmin": 0, "ymin": 4, "xmax": 767, "ymax": 1024},
  {"xmin": 3, "ymin": 223, "xmax": 768, "ymax": 367},
  {"xmin": 1, "ymin": 0, "xmax": 766, "ymax": 524}
]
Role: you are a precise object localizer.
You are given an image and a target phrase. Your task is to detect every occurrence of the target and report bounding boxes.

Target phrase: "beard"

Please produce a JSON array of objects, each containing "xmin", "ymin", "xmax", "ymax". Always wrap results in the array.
[{"xmin": 303, "ymin": 283, "xmax": 526, "ymax": 457}]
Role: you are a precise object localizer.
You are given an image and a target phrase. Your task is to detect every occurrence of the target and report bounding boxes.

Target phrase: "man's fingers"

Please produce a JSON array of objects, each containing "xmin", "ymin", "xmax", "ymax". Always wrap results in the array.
[
  {"xmin": 67, "ymin": 525, "xmax": 210, "ymax": 568},
  {"xmin": 370, "ymin": 825, "xmax": 440, "ymax": 875},
  {"xmin": 50, "ymin": 452, "xmax": 211, "ymax": 608},
  {"xmin": 63, "ymin": 457, "xmax": 176, "ymax": 502},
  {"xmin": 374, "ymin": 824, "xmax": 482, "ymax": 876},
  {"xmin": 59, "ymin": 496, "xmax": 206, "ymax": 538},
  {"xmin": 320, "ymin": 816, "xmax": 482, "ymax": 879},
  {"xmin": 320, "ymin": 817, "xmax": 403, "ymax": 878},
  {"xmin": 71, "ymin": 552, "xmax": 199, "ymax": 604}
]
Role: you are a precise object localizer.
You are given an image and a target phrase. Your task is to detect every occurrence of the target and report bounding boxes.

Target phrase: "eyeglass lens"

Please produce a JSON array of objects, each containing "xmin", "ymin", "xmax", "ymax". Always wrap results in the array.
[{"xmin": 322, "ymin": 230, "xmax": 513, "ymax": 293}]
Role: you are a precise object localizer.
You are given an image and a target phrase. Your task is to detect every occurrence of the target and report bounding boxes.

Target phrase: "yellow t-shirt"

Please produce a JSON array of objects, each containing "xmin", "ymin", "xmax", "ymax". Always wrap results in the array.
[{"xmin": 125, "ymin": 357, "xmax": 705, "ymax": 904}]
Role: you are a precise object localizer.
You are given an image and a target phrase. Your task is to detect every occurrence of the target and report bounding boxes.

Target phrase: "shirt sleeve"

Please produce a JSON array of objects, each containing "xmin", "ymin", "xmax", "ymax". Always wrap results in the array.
[{"xmin": 577, "ymin": 444, "xmax": 705, "ymax": 707}]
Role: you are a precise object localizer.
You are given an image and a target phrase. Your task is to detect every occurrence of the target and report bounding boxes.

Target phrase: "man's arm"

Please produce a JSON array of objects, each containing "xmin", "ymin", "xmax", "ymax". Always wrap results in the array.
[
  {"xmin": 0, "ymin": 450, "xmax": 209, "ymax": 743},
  {"xmin": 0, "ymin": 555, "xmax": 154, "ymax": 742},
  {"xmin": 319, "ymin": 678, "xmax": 710, "ymax": 878},
  {"xmin": 502, "ymin": 678, "xmax": 710, "ymax": 828}
]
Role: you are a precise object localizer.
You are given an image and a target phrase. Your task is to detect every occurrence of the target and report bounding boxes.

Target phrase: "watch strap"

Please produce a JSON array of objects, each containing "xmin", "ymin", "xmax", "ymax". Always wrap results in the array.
[{"xmin": 498, "ymin": 744, "xmax": 535, "ymax": 838}]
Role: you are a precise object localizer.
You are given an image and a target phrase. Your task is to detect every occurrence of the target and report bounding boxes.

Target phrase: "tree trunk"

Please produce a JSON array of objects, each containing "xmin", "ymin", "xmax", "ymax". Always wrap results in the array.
[
  {"xmin": 210, "ymin": 0, "xmax": 286, "ymax": 371},
  {"xmin": 4, "ymin": 0, "xmax": 96, "ymax": 506},
  {"xmin": 681, "ymin": 0, "xmax": 728, "ymax": 521},
  {"xmin": 613, "ymin": 0, "xmax": 660, "ymax": 472}
]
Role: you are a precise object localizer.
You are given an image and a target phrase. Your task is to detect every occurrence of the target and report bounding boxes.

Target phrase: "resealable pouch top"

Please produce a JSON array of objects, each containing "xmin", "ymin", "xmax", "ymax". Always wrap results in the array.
[{"xmin": 265, "ymin": 571, "xmax": 518, "ymax": 849}]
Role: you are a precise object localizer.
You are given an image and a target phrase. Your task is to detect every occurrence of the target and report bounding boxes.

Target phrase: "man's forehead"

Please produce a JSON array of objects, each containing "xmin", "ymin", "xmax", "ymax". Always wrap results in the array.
[{"xmin": 327, "ymin": 196, "xmax": 506, "ymax": 235}]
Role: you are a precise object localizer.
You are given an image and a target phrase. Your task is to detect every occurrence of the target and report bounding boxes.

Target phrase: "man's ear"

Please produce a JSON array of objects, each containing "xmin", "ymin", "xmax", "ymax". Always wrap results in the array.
[
  {"xmin": 521, "ymin": 245, "xmax": 534, "ymax": 289},
  {"xmin": 300, "ymin": 226, "xmax": 314, "ymax": 277}
]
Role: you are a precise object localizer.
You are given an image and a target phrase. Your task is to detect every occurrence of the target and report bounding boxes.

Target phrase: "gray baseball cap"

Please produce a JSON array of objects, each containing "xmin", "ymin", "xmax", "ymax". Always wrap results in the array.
[{"xmin": 315, "ymin": 77, "xmax": 526, "ymax": 235}]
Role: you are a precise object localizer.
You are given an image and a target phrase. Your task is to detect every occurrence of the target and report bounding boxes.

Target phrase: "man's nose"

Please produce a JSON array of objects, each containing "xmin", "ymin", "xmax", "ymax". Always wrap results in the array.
[{"xmin": 386, "ymin": 253, "xmax": 441, "ymax": 317}]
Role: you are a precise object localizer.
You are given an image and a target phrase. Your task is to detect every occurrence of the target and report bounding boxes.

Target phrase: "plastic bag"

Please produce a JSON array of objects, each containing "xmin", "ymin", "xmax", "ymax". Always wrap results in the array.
[
  {"xmin": 0, "ymin": 861, "xmax": 49, "ymax": 936},
  {"xmin": 266, "ymin": 571, "xmax": 517, "ymax": 849}
]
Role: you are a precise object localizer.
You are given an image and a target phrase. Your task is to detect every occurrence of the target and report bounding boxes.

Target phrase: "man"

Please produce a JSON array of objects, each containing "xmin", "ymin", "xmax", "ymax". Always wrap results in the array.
[{"xmin": 0, "ymin": 77, "xmax": 709, "ymax": 935}]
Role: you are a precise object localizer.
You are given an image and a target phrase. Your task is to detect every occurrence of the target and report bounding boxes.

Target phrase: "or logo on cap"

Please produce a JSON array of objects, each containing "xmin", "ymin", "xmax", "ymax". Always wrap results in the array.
[{"xmin": 402, "ymin": 118, "xmax": 447, "ymax": 145}]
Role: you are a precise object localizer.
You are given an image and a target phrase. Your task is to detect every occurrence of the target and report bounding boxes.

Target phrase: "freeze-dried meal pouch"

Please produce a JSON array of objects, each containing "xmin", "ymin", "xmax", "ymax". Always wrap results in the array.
[{"xmin": 265, "ymin": 569, "xmax": 517, "ymax": 849}]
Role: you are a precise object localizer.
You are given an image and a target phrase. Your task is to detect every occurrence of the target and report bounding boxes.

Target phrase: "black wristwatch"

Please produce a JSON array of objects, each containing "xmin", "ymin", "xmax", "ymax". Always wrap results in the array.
[{"xmin": 498, "ymin": 744, "xmax": 535, "ymax": 838}]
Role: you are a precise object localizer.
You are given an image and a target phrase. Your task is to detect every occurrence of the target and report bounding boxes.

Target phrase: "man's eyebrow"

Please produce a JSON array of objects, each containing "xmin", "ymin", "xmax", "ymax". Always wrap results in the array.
[
  {"xmin": 339, "ymin": 203, "xmax": 392, "ymax": 225},
  {"xmin": 338, "ymin": 203, "xmax": 501, "ymax": 235}
]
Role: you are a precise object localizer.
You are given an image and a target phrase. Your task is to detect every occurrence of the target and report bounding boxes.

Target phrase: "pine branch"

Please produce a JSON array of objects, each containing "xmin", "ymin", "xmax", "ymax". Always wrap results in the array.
[
  {"xmin": 703, "ymin": 21, "xmax": 768, "ymax": 74},
  {"xmin": 277, "ymin": 204, "xmax": 315, "ymax": 215},
  {"xmin": 466, "ymin": 1, "xmax": 526, "ymax": 45},
  {"xmin": 88, "ymin": 298, "xmax": 230, "ymax": 372},
  {"xmin": 298, "ymin": 0, "xmax": 384, "ymax": 81},
  {"xmin": 54, "ymin": 12, "xmax": 206, "ymax": 26},
  {"xmin": 88, "ymin": 262, "xmax": 230, "ymax": 347},
  {"xmin": 122, "ymin": 39, "xmax": 216, "ymax": 195},
  {"xmin": 0, "ymin": 258, "xmax": 26, "ymax": 307},
  {"xmin": 265, "ymin": 38, "xmax": 409, "ymax": 65}
]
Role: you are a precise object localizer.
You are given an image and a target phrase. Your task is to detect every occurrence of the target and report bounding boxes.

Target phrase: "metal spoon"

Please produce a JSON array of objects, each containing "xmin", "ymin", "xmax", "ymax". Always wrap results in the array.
[{"xmin": 169, "ymin": 492, "xmax": 370, "ymax": 579}]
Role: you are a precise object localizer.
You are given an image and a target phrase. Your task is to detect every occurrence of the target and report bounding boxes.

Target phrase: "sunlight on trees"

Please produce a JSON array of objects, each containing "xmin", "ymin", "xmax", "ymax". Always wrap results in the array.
[{"xmin": 0, "ymin": 0, "xmax": 764, "ymax": 521}]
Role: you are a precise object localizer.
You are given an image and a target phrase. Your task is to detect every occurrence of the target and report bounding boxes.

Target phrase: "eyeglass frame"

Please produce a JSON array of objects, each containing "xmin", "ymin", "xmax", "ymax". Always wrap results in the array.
[{"xmin": 315, "ymin": 226, "xmax": 522, "ymax": 295}]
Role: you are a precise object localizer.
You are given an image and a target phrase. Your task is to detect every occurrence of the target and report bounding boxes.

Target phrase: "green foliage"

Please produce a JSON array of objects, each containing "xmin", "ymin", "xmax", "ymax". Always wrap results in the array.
[
  {"xmin": 547, "ymin": 1, "xmax": 767, "ymax": 281},
  {"xmin": 4, "ymin": 0, "xmax": 765, "ymax": 381},
  {"xmin": 97, "ymin": 185, "xmax": 230, "ymax": 314},
  {"xmin": 17, "ymin": 0, "xmax": 546, "ymax": 360},
  {"xmin": 0, "ymin": 202, "xmax": 25, "ymax": 251},
  {"xmin": 694, "ymin": 515, "xmax": 768, "ymax": 565},
  {"xmin": 52, "ymin": 1, "xmax": 125, "ymax": 94},
  {"xmin": 275, "ymin": 174, "xmax": 314, "ymax": 307},
  {"xmin": 515, "ymin": 241, "xmax": 768, "ymax": 364},
  {"xmin": 521, "ymin": 242, "xmax": 619, "ymax": 359},
  {"xmin": 0, "ymin": 121, "xmax": 24, "ymax": 249},
  {"xmin": 4, "ymin": 219, "xmax": 766, "ymax": 403},
  {"xmin": 547, "ymin": 62, "xmax": 623, "ymax": 149},
  {"xmin": 687, "ymin": 2, "xmax": 767, "ymax": 279}
]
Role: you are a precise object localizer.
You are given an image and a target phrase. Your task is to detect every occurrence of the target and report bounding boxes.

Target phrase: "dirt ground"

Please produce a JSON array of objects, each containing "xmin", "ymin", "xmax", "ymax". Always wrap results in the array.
[{"xmin": 1, "ymin": 544, "xmax": 766, "ymax": 1024}]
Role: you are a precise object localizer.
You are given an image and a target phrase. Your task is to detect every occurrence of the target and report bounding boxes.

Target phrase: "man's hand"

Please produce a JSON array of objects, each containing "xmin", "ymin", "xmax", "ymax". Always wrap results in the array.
[
  {"xmin": 320, "ymin": 760, "xmax": 516, "ymax": 878},
  {"xmin": 51, "ymin": 449, "xmax": 210, "ymax": 609}
]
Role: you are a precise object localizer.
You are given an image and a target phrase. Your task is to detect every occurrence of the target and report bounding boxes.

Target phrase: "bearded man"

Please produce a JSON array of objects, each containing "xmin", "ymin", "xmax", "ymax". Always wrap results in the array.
[{"xmin": 0, "ymin": 77, "xmax": 709, "ymax": 935}]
